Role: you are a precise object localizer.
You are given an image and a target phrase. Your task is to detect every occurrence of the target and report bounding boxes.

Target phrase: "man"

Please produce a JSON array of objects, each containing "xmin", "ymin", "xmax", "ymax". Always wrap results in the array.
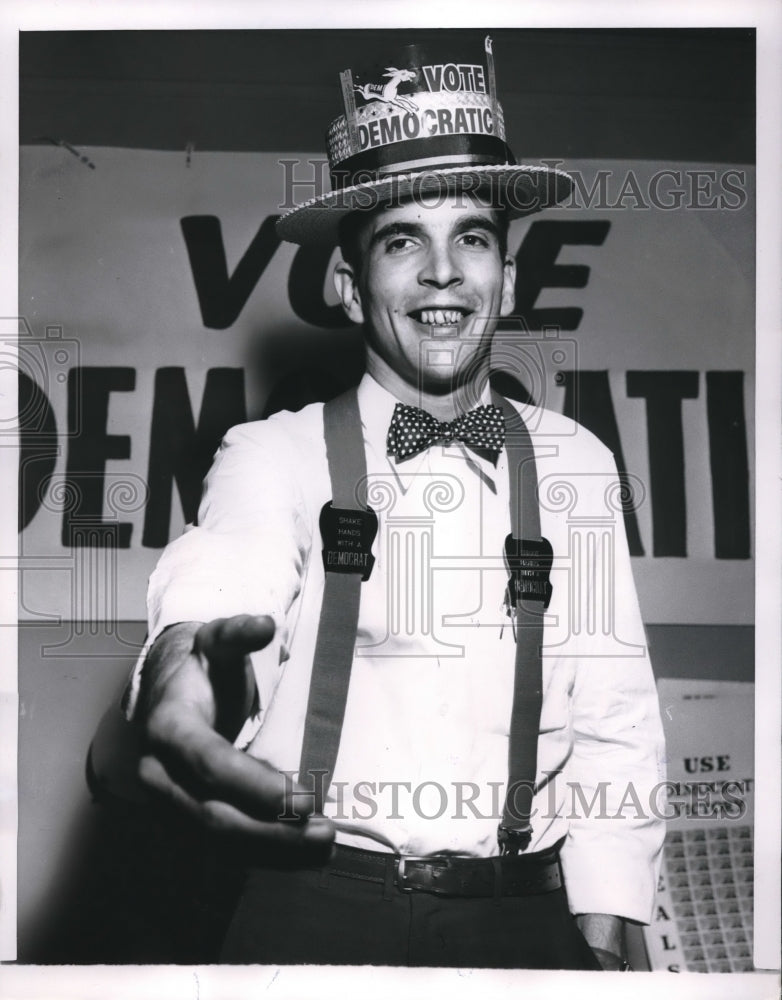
[{"xmin": 107, "ymin": 37, "xmax": 666, "ymax": 969}]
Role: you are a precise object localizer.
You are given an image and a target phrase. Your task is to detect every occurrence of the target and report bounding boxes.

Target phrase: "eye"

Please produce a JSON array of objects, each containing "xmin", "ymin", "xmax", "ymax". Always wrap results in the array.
[
  {"xmin": 385, "ymin": 236, "xmax": 418, "ymax": 253},
  {"xmin": 458, "ymin": 231, "xmax": 492, "ymax": 249}
]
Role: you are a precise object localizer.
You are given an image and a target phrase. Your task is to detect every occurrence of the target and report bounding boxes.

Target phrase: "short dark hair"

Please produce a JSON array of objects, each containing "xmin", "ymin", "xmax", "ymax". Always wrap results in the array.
[{"xmin": 338, "ymin": 202, "xmax": 511, "ymax": 273}]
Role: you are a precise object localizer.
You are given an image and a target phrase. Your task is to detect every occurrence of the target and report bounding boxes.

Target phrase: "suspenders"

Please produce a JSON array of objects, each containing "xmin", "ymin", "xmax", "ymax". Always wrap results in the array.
[
  {"xmin": 298, "ymin": 387, "xmax": 552, "ymax": 853},
  {"xmin": 298, "ymin": 389, "xmax": 376, "ymax": 814},
  {"xmin": 492, "ymin": 391, "xmax": 553, "ymax": 853}
]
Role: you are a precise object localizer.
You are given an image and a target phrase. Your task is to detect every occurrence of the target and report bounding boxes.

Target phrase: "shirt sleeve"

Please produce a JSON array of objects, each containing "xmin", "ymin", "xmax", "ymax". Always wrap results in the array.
[
  {"xmin": 122, "ymin": 419, "xmax": 312, "ymax": 737},
  {"xmin": 558, "ymin": 449, "xmax": 667, "ymax": 925}
]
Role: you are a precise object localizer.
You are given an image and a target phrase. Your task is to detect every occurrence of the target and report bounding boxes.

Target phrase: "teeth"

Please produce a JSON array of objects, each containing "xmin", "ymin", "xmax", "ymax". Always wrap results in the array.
[{"xmin": 419, "ymin": 309, "xmax": 462, "ymax": 326}]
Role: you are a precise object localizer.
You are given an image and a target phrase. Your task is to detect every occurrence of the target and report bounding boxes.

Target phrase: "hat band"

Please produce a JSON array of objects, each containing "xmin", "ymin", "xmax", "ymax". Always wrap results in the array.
[{"xmin": 330, "ymin": 133, "xmax": 514, "ymax": 190}]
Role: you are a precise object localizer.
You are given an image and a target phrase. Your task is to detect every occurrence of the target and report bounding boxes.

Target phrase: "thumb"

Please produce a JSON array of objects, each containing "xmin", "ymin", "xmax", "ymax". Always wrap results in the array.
[
  {"xmin": 195, "ymin": 614, "xmax": 276, "ymax": 664},
  {"xmin": 194, "ymin": 615, "xmax": 275, "ymax": 741}
]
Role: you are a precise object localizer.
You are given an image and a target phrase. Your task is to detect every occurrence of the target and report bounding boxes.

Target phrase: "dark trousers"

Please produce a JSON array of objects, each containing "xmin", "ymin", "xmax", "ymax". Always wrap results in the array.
[{"xmin": 220, "ymin": 862, "xmax": 601, "ymax": 969}]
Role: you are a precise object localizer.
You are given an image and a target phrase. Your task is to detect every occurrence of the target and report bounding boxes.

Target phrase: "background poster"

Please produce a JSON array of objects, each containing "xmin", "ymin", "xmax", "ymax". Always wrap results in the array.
[{"xmin": 18, "ymin": 148, "xmax": 755, "ymax": 626}]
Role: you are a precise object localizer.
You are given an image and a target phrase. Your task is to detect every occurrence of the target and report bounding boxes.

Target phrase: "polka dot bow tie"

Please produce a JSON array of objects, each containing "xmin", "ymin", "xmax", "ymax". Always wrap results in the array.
[{"xmin": 387, "ymin": 402, "xmax": 506, "ymax": 462}]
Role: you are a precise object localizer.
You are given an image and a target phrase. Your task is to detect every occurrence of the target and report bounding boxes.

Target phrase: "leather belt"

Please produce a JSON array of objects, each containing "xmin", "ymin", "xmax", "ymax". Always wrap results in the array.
[{"xmin": 324, "ymin": 843, "xmax": 563, "ymax": 898}]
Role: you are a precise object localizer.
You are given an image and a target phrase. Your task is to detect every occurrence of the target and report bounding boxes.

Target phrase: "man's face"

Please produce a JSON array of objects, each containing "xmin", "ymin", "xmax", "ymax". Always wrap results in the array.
[{"xmin": 334, "ymin": 195, "xmax": 516, "ymax": 401}]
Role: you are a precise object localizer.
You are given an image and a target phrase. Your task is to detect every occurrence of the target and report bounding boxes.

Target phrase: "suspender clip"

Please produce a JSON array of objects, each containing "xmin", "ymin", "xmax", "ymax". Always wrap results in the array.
[
  {"xmin": 320, "ymin": 502, "xmax": 378, "ymax": 582},
  {"xmin": 503, "ymin": 535, "xmax": 554, "ymax": 611},
  {"xmin": 498, "ymin": 823, "xmax": 532, "ymax": 855}
]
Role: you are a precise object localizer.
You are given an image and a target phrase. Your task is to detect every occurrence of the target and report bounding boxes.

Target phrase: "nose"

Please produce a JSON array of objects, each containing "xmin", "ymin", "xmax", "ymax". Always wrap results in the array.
[{"xmin": 418, "ymin": 239, "xmax": 463, "ymax": 289}]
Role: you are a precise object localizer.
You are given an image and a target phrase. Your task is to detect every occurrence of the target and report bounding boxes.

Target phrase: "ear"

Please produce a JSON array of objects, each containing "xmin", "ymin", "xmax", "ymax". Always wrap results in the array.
[
  {"xmin": 333, "ymin": 260, "xmax": 365, "ymax": 325},
  {"xmin": 500, "ymin": 253, "xmax": 516, "ymax": 317}
]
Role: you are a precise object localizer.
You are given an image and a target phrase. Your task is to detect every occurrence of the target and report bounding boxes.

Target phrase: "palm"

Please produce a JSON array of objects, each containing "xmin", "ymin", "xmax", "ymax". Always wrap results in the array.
[{"xmin": 136, "ymin": 615, "xmax": 335, "ymax": 850}]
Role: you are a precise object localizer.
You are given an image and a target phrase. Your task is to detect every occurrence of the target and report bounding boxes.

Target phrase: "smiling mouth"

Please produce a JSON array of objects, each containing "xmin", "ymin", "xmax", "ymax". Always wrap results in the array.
[{"xmin": 409, "ymin": 308, "xmax": 471, "ymax": 329}]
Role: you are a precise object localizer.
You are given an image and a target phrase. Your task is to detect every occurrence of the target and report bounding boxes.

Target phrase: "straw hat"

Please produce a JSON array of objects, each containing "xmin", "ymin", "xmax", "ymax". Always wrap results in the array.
[{"xmin": 276, "ymin": 35, "xmax": 573, "ymax": 245}]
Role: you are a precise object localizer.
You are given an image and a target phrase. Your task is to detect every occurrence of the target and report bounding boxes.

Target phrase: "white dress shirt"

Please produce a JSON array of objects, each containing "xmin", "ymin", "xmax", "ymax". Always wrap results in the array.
[{"xmin": 127, "ymin": 373, "xmax": 666, "ymax": 923}]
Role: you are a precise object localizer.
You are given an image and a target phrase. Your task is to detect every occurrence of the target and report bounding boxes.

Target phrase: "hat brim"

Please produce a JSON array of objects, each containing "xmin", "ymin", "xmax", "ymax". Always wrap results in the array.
[{"xmin": 275, "ymin": 164, "xmax": 573, "ymax": 245}]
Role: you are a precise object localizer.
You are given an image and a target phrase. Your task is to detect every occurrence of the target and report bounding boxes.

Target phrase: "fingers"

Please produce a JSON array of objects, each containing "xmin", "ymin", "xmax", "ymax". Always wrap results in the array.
[
  {"xmin": 138, "ymin": 753, "xmax": 335, "ymax": 849},
  {"xmin": 144, "ymin": 703, "xmax": 319, "ymax": 823},
  {"xmin": 195, "ymin": 615, "xmax": 276, "ymax": 663}
]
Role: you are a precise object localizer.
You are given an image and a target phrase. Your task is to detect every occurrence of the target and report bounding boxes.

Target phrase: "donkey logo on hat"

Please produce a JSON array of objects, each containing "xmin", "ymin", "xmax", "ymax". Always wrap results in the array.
[{"xmin": 354, "ymin": 67, "xmax": 418, "ymax": 113}]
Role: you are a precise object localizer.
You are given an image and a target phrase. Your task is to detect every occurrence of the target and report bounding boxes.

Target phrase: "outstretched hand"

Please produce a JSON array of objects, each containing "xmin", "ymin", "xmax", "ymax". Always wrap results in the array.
[{"xmin": 134, "ymin": 615, "xmax": 335, "ymax": 854}]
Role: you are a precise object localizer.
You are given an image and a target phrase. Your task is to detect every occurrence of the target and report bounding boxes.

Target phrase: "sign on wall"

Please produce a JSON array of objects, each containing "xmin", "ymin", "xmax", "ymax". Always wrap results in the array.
[{"xmin": 18, "ymin": 147, "xmax": 754, "ymax": 624}]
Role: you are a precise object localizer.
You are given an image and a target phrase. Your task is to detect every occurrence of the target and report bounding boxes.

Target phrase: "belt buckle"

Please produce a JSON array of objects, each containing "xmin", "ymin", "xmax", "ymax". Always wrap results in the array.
[{"xmin": 396, "ymin": 855, "xmax": 436, "ymax": 893}]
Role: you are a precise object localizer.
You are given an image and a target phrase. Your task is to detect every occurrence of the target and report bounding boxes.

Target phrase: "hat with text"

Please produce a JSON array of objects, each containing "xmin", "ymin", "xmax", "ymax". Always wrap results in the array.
[{"xmin": 276, "ymin": 35, "xmax": 573, "ymax": 245}]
